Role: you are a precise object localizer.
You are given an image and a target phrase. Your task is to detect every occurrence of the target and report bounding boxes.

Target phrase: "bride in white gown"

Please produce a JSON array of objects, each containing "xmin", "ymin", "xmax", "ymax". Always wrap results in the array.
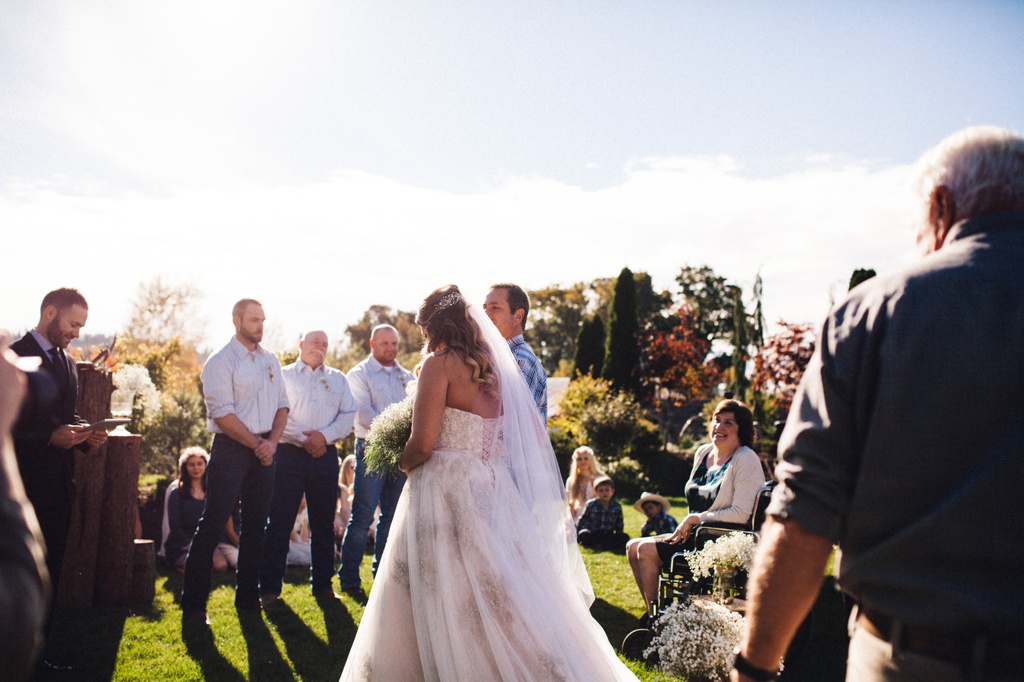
[{"xmin": 340, "ymin": 285, "xmax": 637, "ymax": 681}]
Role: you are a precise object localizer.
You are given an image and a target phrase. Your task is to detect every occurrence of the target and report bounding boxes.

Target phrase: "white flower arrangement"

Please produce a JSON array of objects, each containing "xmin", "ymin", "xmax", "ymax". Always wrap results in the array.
[
  {"xmin": 364, "ymin": 397, "xmax": 413, "ymax": 478},
  {"xmin": 113, "ymin": 364, "xmax": 161, "ymax": 418},
  {"xmin": 686, "ymin": 532, "xmax": 758, "ymax": 580},
  {"xmin": 646, "ymin": 599, "xmax": 744, "ymax": 682}
]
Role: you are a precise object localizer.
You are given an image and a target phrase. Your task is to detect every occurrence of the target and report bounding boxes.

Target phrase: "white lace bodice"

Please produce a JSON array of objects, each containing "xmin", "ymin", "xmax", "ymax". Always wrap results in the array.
[{"xmin": 434, "ymin": 407, "xmax": 499, "ymax": 456}]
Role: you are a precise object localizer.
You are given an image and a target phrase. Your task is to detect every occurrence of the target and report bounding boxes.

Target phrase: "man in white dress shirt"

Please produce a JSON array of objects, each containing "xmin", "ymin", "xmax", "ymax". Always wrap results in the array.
[
  {"xmin": 337, "ymin": 324, "xmax": 414, "ymax": 601},
  {"xmin": 181, "ymin": 298, "xmax": 289, "ymax": 624},
  {"xmin": 259, "ymin": 331, "xmax": 356, "ymax": 605}
]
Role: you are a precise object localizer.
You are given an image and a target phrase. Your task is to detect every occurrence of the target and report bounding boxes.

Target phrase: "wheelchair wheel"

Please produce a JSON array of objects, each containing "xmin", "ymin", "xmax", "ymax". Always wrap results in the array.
[{"xmin": 621, "ymin": 628, "xmax": 657, "ymax": 663}]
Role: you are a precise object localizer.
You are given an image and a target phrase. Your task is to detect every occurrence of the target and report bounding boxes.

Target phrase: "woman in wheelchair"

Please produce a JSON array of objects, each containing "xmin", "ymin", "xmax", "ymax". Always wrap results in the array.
[{"xmin": 625, "ymin": 399, "xmax": 765, "ymax": 616}]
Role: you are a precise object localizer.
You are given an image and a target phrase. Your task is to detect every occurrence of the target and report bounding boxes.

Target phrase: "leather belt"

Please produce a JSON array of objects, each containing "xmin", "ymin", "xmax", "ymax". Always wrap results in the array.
[{"xmin": 858, "ymin": 606, "xmax": 1022, "ymax": 673}]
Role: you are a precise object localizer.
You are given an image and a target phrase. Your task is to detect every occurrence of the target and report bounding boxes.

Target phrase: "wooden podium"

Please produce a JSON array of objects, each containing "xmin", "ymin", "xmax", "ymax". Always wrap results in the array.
[{"xmin": 57, "ymin": 363, "xmax": 154, "ymax": 609}]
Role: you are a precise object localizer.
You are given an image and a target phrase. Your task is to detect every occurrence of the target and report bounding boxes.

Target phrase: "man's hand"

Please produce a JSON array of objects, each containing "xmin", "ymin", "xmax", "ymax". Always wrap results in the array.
[
  {"xmin": 85, "ymin": 429, "xmax": 108, "ymax": 449},
  {"xmin": 301, "ymin": 430, "xmax": 327, "ymax": 457},
  {"xmin": 254, "ymin": 437, "xmax": 277, "ymax": 466},
  {"xmin": 49, "ymin": 424, "xmax": 92, "ymax": 450}
]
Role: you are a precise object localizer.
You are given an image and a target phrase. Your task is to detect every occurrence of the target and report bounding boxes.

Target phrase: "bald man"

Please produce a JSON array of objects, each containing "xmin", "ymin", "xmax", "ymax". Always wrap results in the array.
[{"xmin": 259, "ymin": 331, "xmax": 357, "ymax": 604}]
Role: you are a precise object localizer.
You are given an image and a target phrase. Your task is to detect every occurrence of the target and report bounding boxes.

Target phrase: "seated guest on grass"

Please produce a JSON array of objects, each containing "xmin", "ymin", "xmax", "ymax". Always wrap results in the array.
[
  {"xmin": 576, "ymin": 476, "xmax": 629, "ymax": 552},
  {"xmin": 634, "ymin": 492, "xmax": 678, "ymax": 537},
  {"xmin": 565, "ymin": 445, "xmax": 607, "ymax": 525},
  {"xmin": 162, "ymin": 447, "xmax": 238, "ymax": 574}
]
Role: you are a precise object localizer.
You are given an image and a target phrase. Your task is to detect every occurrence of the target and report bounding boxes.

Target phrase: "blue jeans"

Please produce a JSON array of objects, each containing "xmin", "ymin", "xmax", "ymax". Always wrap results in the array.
[
  {"xmin": 181, "ymin": 434, "xmax": 276, "ymax": 613},
  {"xmin": 259, "ymin": 443, "xmax": 340, "ymax": 595},
  {"xmin": 337, "ymin": 438, "xmax": 406, "ymax": 587}
]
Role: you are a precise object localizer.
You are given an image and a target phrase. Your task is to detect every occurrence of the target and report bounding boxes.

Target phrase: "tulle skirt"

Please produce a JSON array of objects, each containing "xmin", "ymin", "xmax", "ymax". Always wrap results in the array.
[{"xmin": 340, "ymin": 445, "xmax": 637, "ymax": 681}]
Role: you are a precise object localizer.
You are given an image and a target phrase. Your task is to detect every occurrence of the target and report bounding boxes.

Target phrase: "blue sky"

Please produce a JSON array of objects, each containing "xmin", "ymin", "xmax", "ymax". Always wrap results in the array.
[{"xmin": 2, "ymin": 1, "xmax": 1023, "ymax": 351}]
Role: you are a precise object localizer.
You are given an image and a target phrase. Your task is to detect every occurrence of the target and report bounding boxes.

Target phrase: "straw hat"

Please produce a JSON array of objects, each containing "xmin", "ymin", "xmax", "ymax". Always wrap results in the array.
[{"xmin": 633, "ymin": 491, "xmax": 671, "ymax": 514}]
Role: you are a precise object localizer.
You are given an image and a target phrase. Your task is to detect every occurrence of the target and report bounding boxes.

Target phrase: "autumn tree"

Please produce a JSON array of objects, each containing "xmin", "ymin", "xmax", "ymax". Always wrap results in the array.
[
  {"xmin": 675, "ymin": 265, "xmax": 739, "ymax": 342},
  {"xmin": 338, "ymin": 305, "xmax": 423, "ymax": 371},
  {"xmin": 526, "ymin": 283, "xmax": 589, "ymax": 375},
  {"xmin": 117, "ymin": 277, "xmax": 208, "ymax": 473},
  {"xmin": 602, "ymin": 267, "xmax": 641, "ymax": 394},
  {"xmin": 572, "ymin": 315, "xmax": 605, "ymax": 379},
  {"xmin": 639, "ymin": 305, "xmax": 719, "ymax": 409},
  {"xmin": 751, "ymin": 321, "xmax": 817, "ymax": 422}
]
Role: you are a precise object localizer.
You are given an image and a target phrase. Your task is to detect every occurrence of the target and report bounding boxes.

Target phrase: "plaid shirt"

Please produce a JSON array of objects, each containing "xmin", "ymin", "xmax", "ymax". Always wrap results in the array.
[
  {"xmin": 508, "ymin": 334, "xmax": 547, "ymax": 421},
  {"xmin": 640, "ymin": 511, "xmax": 678, "ymax": 537},
  {"xmin": 576, "ymin": 498, "xmax": 623, "ymax": 535}
]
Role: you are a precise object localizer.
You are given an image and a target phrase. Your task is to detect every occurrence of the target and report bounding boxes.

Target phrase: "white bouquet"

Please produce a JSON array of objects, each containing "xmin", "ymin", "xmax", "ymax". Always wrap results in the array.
[
  {"xmin": 646, "ymin": 599, "xmax": 744, "ymax": 682},
  {"xmin": 364, "ymin": 397, "xmax": 413, "ymax": 478},
  {"xmin": 686, "ymin": 532, "xmax": 757, "ymax": 580}
]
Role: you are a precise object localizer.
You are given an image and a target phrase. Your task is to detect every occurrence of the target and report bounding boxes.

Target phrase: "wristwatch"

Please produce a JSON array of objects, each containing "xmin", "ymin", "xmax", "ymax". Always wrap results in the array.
[{"xmin": 732, "ymin": 648, "xmax": 779, "ymax": 681}]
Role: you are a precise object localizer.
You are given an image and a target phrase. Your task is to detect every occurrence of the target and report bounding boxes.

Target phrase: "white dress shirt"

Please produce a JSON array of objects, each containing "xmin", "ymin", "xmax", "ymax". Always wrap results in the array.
[
  {"xmin": 346, "ymin": 355, "xmax": 415, "ymax": 438},
  {"xmin": 280, "ymin": 359, "xmax": 358, "ymax": 447},
  {"xmin": 201, "ymin": 336, "xmax": 290, "ymax": 435}
]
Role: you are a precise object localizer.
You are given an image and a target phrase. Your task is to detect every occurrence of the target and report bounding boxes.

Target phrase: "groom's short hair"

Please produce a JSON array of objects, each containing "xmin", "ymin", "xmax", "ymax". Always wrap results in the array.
[{"xmin": 490, "ymin": 283, "xmax": 531, "ymax": 327}]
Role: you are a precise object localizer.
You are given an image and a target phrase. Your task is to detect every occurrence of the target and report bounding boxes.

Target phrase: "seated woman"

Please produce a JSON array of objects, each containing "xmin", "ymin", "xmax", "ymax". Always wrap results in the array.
[
  {"xmin": 334, "ymin": 454, "xmax": 356, "ymax": 553},
  {"xmin": 625, "ymin": 399, "xmax": 765, "ymax": 615},
  {"xmin": 565, "ymin": 445, "xmax": 607, "ymax": 525},
  {"xmin": 161, "ymin": 446, "xmax": 237, "ymax": 573}
]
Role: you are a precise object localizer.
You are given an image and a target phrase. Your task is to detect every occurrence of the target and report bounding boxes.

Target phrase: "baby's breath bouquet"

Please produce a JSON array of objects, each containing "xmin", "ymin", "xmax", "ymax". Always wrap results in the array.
[
  {"xmin": 364, "ymin": 397, "xmax": 413, "ymax": 478},
  {"xmin": 645, "ymin": 599, "xmax": 744, "ymax": 682},
  {"xmin": 686, "ymin": 532, "xmax": 758, "ymax": 579}
]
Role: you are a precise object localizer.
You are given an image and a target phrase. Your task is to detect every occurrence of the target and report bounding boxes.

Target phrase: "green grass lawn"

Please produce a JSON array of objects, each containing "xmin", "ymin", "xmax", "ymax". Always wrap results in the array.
[{"xmin": 33, "ymin": 498, "xmax": 847, "ymax": 681}]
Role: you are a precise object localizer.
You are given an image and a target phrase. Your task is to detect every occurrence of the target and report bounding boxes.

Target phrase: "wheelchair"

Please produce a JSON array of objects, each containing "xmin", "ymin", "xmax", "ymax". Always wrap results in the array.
[{"xmin": 621, "ymin": 481, "xmax": 813, "ymax": 662}]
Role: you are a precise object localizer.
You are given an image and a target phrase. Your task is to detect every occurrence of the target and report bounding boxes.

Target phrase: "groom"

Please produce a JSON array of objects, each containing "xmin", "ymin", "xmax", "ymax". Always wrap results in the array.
[{"xmin": 484, "ymin": 283, "xmax": 547, "ymax": 421}]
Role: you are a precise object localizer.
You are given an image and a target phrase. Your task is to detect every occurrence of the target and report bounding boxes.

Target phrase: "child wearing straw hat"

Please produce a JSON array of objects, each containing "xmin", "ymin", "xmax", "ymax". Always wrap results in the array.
[{"xmin": 634, "ymin": 492, "xmax": 678, "ymax": 537}]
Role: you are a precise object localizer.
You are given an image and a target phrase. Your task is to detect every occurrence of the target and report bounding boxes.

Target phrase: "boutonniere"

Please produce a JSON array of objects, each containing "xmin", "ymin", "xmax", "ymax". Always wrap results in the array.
[
  {"xmin": 268, "ymin": 367, "xmax": 275, "ymax": 383},
  {"xmin": 318, "ymin": 377, "xmax": 331, "ymax": 392}
]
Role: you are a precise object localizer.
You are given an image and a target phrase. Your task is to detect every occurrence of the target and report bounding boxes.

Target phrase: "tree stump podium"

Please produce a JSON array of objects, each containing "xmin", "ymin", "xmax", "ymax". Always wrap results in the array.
[{"xmin": 57, "ymin": 364, "xmax": 149, "ymax": 609}]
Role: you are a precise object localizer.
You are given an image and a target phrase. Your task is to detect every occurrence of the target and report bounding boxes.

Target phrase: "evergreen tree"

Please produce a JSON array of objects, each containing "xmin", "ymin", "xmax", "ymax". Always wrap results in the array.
[
  {"xmin": 572, "ymin": 315, "xmax": 605, "ymax": 379},
  {"xmin": 729, "ymin": 289, "xmax": 751, "ymax": 400},
  {"xmin": 849, "ymin": 268, "xmax": 877, "ymax": 291},
  {"xmin": 602, "ymin": 267, "xmax": 641, "ymax": 393}
]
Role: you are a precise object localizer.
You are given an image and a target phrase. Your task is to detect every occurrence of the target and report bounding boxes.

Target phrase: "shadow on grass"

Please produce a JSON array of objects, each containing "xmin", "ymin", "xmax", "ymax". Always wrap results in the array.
[
  {"xmin": 264, "ymin": 598, "xmax": 355, "ymax": 682},
  {"xmin": 182, "ymin": 622, "xmax": 247, "ymax": 682},
  {"xmin": 237, "ymin": 609, "xmax": 295, "ymax": 682},
  {"xmin": 30, "ymin": 607, "xmax": 128, "ymax": 682},
  {"xmin": 590, "ymin": 597, "xmax": 643, "ymax": 655}
]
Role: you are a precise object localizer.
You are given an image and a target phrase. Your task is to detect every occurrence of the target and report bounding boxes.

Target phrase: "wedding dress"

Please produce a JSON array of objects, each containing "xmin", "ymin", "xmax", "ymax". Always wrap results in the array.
[{"xmin": 340, "ymin": 306, "xmax": 637, "ymax": 682}]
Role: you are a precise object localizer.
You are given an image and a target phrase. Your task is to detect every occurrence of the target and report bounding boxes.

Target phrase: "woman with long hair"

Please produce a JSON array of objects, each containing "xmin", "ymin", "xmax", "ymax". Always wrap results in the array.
[
  {"xmin": 162, "ymin": 446, "xmax": 236, "ymax": 573},
  {"xmin": 340, "ymin": 285, "xmax": 636, "ymax": 681},
  {"xmin": 565, "ymin": 445, "xmax": 607, "ymax": 525}
]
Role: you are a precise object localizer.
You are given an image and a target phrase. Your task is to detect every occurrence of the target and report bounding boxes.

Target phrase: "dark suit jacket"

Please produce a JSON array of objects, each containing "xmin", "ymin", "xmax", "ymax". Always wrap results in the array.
[{"xmin": 10, "ymin": 332, "xmax": 86, "ymax": 585}]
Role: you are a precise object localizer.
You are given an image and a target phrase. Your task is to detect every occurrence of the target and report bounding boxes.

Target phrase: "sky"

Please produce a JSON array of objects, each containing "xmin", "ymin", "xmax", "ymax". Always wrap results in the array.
[{"xmin": 2, "ymin": 1, "xmax": 1023, "ymax": 353}]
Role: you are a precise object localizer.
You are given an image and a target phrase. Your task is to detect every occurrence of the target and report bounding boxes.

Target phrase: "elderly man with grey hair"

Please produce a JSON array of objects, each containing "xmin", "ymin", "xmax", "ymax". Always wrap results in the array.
[{"xmin": 732, "ymin": 127, "xmax": 1024, "ymax": 682}]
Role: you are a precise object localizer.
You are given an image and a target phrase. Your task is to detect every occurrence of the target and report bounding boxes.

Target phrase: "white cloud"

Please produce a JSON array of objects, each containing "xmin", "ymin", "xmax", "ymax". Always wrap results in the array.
[{"xmin": 1, "ymin": 155, "xmax": 919, "ymax": 353}]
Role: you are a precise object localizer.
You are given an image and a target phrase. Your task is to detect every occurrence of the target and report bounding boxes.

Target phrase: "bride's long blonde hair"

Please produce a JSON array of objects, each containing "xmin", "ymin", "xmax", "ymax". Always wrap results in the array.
[{"xmin": 416, "ymin": 285, "xmax": 497, "ymax": 395}]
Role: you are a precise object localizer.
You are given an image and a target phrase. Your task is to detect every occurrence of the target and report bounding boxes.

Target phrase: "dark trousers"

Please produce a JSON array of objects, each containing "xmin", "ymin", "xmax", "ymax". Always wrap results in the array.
[
  {"xmin": 181, "ymin": 434, "xmax": 275, "ymax": 613},
  {"xmin": 578, "ymin": 529, "xmax": 630, "ymax": 552},
  {"xmin": 337, "ymin": 438, "xmax": 406, "ymax": 587},
  {"xmin": 259, "ymin": 443, "xmax": 340, "ymax": 595}
]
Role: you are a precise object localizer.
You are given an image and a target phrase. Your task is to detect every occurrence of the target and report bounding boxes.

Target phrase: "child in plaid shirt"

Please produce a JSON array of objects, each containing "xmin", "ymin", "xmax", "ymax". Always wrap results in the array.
[{"xmin": 576, "ymin": 476, "xmax": 629, "ymax": 552}]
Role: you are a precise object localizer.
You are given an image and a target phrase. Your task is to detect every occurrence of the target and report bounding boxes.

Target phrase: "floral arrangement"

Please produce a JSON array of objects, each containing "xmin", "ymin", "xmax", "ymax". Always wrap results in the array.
[
  {"xmin": 364, "ymin": 397, "xmax": 413, "ymax": 478},
  {"xmin": 646, "ymin": 599, "xmax": 744, "ymax": 682},
  {"xmin": 686, "ymin": 531, "xmax": 758, "ymax": 580},
  {"xmin": 113, "ymin": 364, "xmax": 161, "ymax": 418}
]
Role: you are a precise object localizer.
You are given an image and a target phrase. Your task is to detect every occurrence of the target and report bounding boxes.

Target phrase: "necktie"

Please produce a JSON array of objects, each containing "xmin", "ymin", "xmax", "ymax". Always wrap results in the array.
[{"xmin": 50, "ymin": 347, "xmax": 68, "ymax": 386}]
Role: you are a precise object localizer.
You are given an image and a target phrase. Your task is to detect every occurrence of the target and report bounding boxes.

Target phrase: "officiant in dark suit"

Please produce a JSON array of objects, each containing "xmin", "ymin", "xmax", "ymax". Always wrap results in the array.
[{"xmin": 11, "ymin": 287, "xmax": 106, "ymax": 671}]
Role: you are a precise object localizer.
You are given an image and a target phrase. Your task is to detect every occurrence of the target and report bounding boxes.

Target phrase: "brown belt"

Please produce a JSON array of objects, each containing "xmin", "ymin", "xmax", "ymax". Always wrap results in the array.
[{"xmin": 858, "ymin": 606, "xmax": 1022, "ymax": 672}]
